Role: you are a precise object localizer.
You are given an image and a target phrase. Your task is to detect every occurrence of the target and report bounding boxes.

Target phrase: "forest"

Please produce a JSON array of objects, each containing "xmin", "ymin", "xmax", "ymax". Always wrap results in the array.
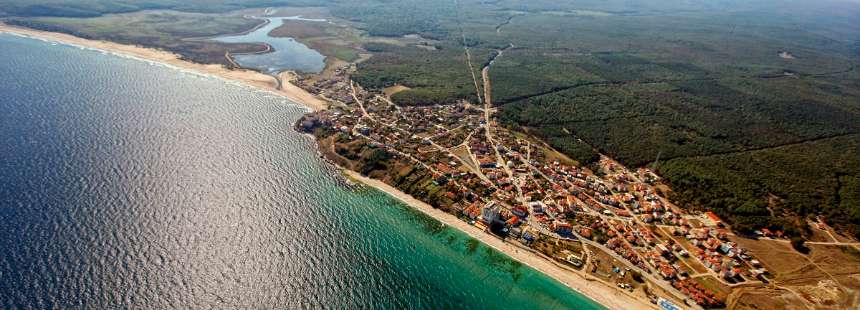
[
  {"xmin": 338, "ymin": 0, "xmax": 860, "ymax": 238},
  {"xmin": 659, "ymin": 135, "xmax": 860, "ymax": 237},
  {"xmin": 352, "ymin": 42, "xmax": 484, "ymax": 106},
  {"xmin": 3, "ymin": 0, "xmax": 859, "ymax": 238}
]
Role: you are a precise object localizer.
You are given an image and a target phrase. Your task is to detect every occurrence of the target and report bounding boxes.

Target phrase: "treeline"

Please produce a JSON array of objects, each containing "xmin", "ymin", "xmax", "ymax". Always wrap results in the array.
[
  {"xmin": 659, "ymin": 135, "xmax": 860, "ymax": 238},
  {"xmin": 499, "ymin": 120, "xmax": 600, "ymax": 165},
  {"xmin": 540, "ymin": 131, "xmax": 600, "ymax": 166},
  {"xmin": 500, "ymin": 76, "xmax": 860, "ymax": 164},
  {"xmin": 499, "ymin": 76, "xmax": 860, "ymax": 238},
  {"xmin": 488, "ymin": 51, "xmax": 717, "ymax": 104},
  {"xmin": 499, "ymin": 83, "xmax": 725, "ymax": 166},
  {"xmin": 328, "ymin": 0, "xmax": 453, "ymax": 39}
]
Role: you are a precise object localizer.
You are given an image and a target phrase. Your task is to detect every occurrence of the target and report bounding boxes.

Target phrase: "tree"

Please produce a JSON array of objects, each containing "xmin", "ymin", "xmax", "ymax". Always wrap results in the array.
[{"xmin": 790, "ymin": 236, "xmax": 809, "ymax": 254}]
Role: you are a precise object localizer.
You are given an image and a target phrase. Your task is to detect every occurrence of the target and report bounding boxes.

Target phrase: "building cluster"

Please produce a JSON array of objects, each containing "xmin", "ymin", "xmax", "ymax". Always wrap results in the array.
[
  {"xmin": 302, "ymin": 83, "xmax": 769, "ymax": 307},
  {"xmin": 297, "ymin": 64, "xmax": 355, "ymax": 104}
]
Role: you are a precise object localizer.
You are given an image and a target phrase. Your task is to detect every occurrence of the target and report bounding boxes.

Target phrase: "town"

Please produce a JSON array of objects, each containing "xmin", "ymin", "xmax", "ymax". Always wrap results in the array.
[{"xmin": 295, "ymin": 64, "xmax": 773, "ymax": 309}]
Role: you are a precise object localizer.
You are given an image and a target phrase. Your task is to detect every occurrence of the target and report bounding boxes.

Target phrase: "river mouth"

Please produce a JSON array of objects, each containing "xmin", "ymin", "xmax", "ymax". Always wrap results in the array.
[{"xmin": 213, "ymin": 16, "xmax": 326, "ymax": 75}]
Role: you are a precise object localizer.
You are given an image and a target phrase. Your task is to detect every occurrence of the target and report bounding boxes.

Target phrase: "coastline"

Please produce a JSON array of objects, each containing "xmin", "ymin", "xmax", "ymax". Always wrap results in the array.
[
  {"xmin": 342, "ymin": 169, "xmax": 657, "ymax": 310},
  {"xmin": 0, "ymin": 22, "xmax": 329, "ymax": 112},
  {"xmin": 0, "ymin": 23, "xmax": 654, "ymax": 310}
]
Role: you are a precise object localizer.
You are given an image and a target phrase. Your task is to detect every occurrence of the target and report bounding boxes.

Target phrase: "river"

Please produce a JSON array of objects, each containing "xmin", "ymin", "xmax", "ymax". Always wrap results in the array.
[{"xmin": 213, "ymin": 16, "xmax": 326, "ymax": 75}]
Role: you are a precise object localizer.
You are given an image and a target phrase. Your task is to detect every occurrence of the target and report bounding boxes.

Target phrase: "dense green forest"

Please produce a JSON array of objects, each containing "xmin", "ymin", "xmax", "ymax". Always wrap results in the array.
[
  {"xmin": 659, "ymin": 135, "xmax": 860, "ymax": 237},
  {"xmin": 329, "ymin": 0, "xmax": 455, "ymax": 39},
  {"xmin": 3, "ymin": 0, "xmax": 859, "ymax": 238},
  {"xmin": 353, "ymin": 43, "xmax": 484, "ymax": 105},
  {"xmin": 344, "ymin": 0, "xmax": 860, "ymax": 238}
]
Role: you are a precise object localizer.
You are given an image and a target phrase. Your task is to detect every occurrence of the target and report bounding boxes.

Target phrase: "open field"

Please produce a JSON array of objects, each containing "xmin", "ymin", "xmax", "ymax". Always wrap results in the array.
[
  {"xmin": 3, "ymin": 1, "xmax": 860, "ymax": 308},
  {"xmin": 268, "ymin": 16, "xmax": 362, "ymax": 63},
  {"xmin": 4, "ymin": 10, "xmax": 267, "ymax": 65},
  {"xmin": 729, "ymin": 236, "xmax": 860, "ymax": 309},
  {"xmin": 0, "ymin": 0, "xmax": 316, "ymax": 17}
]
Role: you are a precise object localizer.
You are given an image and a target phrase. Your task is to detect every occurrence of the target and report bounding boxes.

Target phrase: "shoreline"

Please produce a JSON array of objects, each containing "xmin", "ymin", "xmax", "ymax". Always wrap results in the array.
[
  {"xmin": 1, "ymin": 22, "xmax": 654, "ymax": 310},
  {"xmin": 0, "ymin": 22, "xmax": 329, "ymax": 112},
  {"xmin": 341, "ymin": 169, "xmax": 657, "ymax": 310}
]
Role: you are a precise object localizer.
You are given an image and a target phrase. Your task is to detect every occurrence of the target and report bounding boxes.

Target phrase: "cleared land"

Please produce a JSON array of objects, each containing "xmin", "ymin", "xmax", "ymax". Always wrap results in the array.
[
  {"xmin": 3, "ymin": 1, "xmax": 859, "ymax": 308},
  {"xmin": 728, "ymin": 237, "xmax": 860, "ymax": 309}
]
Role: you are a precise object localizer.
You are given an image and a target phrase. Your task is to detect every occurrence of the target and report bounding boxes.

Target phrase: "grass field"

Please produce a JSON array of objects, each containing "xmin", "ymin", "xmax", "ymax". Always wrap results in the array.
[
  {"xmin": 5, "ymin": 10, "xmax": 267, "ymax": 65},
  {"xmin": 268, "ymin": 18, "xmax": 362, "ymax": 62}
]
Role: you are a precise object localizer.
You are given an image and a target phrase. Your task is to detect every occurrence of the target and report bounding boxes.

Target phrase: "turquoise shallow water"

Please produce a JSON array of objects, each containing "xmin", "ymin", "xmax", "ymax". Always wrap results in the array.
[{"xmin": 0, "ymin": 34, "xmax": 603, "ymax": 309}]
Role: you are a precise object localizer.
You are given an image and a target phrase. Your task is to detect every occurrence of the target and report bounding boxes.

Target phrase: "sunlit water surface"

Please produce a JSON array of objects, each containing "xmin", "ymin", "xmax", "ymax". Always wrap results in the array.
[{"xmin": 0, "ymin": 34, "xmax": 603, "ymax": 309}]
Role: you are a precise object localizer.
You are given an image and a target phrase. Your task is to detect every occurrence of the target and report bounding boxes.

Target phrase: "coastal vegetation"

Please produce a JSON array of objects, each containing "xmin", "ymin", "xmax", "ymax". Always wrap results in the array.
[
  {"xmin": 5, "ymin": 10, "xmax": 267, "ymax": 65},
  {"xmin": 7, "ymin": 0, "xmax": 857, "ymax": 240},
  {"xmin": 5, "ymin": 0, "xmax": 860, "ymax": 307},
  {"xmin": 0, "ymin": 0, "xmax": 313, "ymax": 17},
  {"xmin": 267, "ymin": 17, "xmax": 362, "ymax": 63}
]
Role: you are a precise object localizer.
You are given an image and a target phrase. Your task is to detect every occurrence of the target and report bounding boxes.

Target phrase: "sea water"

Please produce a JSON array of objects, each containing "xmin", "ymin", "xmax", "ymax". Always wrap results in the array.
[{"xmin": 0, "ymin": 34, "xmax": 603, "ymax": 309}]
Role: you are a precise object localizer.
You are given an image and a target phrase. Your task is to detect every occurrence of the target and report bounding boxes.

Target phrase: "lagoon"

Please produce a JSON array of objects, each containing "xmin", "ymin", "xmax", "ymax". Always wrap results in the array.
[{"xmin": 213, "ymin": 17, "xmax": 327, "ymax": 74}]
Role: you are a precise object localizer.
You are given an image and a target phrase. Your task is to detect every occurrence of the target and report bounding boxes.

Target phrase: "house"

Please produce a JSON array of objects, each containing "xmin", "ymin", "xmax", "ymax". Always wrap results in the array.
[
  {"xmin": 642, "ymin": 214, "xmax": 654, "ymax": 223},
  {"xmin": 522, "ymin": 231, "xmax": 536, "ymax": 243},
  {"xmin": 704, "ymin": 211, "xmax": 723, "ymax": 226},
  {"xmin": 552, "ymin": 221, "xmax": 573, "ymax": 235},
  {"xmin": 511, "ymin": 206, "xmax": 529, "ymax": 218},
  {"xmin": 481, "ymin": 202, "xmax": 500, "ymax": 224},
  {"xmin": 465, "ymin": 204, "xmax": 482, "ymax": 220},
  {"xmin": 719, "ymin": 243, "xmax": 733, "ymax": 254},
  {"xmin": 528, "ymin": 201, "xmax": 546, "ymax": 214},
  {"xmin": 580, "ymin": 228, "xmax": 593, "ymax": 239},
  {"xmin": 659, "ymin": 264, "xmax": 677, "ymax": 279}
]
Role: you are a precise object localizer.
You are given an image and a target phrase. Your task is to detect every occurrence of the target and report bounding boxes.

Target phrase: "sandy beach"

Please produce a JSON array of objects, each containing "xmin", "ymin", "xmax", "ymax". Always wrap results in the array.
[
  {"xmin": 343, "ymin": 170, "xmax": 657, "ymax": 310},
  {"xmin": 2, "ymin": 22, "xmax": 654, "ymax": 310},
  {"xmin": 0, "ymin": 22, "xmax": 329, "ymax": 112}
]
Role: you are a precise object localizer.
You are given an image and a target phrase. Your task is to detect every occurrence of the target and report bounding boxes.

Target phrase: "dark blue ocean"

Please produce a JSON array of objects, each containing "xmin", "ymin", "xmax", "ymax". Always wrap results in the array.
[{"xmin": 0, "ymin": 33, "xmax": 603, "ymax": 309}]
